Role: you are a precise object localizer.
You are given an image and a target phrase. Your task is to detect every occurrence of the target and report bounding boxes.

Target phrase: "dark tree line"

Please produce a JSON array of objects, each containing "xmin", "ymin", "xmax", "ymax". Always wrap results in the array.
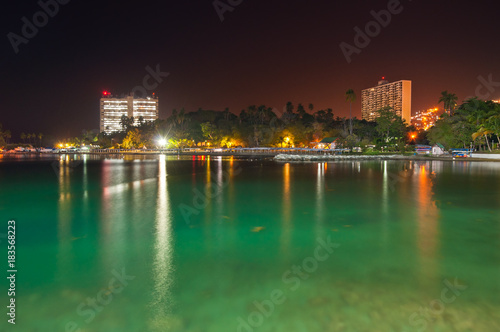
[{"xmin": 87, "ymin": 102, "xmax": 414, "ymax": 151}]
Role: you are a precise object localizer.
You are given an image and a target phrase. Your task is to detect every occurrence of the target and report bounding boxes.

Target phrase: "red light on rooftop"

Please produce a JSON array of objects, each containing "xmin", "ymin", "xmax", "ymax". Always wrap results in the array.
[{"xmin": 382, "ymin": 76, "xmax": 385, "ymax": 80}]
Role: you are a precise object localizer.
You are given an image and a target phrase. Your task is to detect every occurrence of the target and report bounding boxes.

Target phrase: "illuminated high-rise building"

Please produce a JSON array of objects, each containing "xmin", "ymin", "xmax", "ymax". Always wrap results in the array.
[
  {"xmin": 361, "ymin": 79, "xmax": 412, "ymax": 124},
  {"xmin": 100, "ymin": 92, "xmax": 159, "ymax": 134}
]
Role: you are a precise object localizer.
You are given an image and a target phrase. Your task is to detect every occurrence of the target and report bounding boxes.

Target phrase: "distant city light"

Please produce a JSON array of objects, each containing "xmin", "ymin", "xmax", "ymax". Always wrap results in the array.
[{"xmin": 411, "ymin": 107, "xmax": 442, "ymax": 130}]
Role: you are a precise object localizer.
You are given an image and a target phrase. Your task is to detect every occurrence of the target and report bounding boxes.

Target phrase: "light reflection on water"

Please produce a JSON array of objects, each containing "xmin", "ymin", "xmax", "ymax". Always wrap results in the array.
[
  {"xmin": 280, "ymin": 163, "xmax": 291, "ymax": 256},
  {"xmin": 315, "ymin": 163, "xmax": 325, "ymax": 239},
  {"xmin": 150, "ymin": 155, "xmax": 174, "ymax": 329},
  {"xmin": 1, "ymin": 156, "xmax": 500, "ymax": 331},
  {"xmin": 416, "ymin": 166, "xmax": 439, "ymax": 258}
]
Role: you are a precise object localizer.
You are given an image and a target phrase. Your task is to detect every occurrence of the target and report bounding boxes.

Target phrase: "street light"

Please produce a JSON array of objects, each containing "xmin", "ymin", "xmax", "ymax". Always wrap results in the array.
[
  {"xmin": 284, "ymin": 136, "xmax": 290, "ymax": 147},
  {"xmin": 157, "ymin": 138, "xmax": 167, "ymax": 148}
]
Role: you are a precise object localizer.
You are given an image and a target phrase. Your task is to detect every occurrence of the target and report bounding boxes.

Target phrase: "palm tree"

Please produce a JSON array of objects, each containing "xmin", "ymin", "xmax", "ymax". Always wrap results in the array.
[
  {"xmin": 0, "ymin": 124, "xmax": 5, "ymax": 147},
  {"xmin": 438, "ymin": 91, "xmax": 458, "ymax": 115},
  {"xmin": 257, "ymin": 105, "xmax": 267, "ymax": 125},
  {"xmin": 472, "ymin": 127, "xmax": 493, "ymax": 151},
  {"xmin": 137, "ymin": 116, "xmax": 145, "ymax": 126},
  {"xmin": 82, "ymin": 130, "xmax": 95, "ymax": 145},
  {"xmin": 297, "ymin": 103, "xmax": 306, "ymax": 117},
  {"xmin": 120, "ymin": 115, "xmax": 134, "ymax": 131},
  {"xmin": 223, "ymin": 107, "xmax": 230, "ymax": 121},
  {"xmin": 4, "ymin": 130, "xmax": 11, "ymax": 144},
  {"xmin": 345, "ymin": 89, "xmax": 356, "ymax": 135},
  {"xmin": 282, "ymin": 102, "xmax": 295, "ymax": 124},
  {"xmin": 38, "ymin": 133, "xmax": 43, "ymax": 147},
  {"xmin": 21, "ymin": 132, "xmax": 26, "ymax": 144},
  {"xmin": 486, "ymin": 115, "xmax": 500, "ymax": 147},
  {"xmin": 175, "ymin": 109, "xmax": 186, "ymax": 127}
]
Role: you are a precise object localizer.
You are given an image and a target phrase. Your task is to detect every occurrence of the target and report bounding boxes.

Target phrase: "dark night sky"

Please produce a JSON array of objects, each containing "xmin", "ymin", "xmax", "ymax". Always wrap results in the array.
[{"xmin": 2, "ymin": 0, "xmax": 500, "ymax": 138}]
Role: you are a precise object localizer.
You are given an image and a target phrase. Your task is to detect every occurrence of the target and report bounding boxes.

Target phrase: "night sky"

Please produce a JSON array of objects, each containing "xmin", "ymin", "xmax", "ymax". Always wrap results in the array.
[{"xmin": 2, "ymin": 0, "xmax": 500, "ymax": 138}]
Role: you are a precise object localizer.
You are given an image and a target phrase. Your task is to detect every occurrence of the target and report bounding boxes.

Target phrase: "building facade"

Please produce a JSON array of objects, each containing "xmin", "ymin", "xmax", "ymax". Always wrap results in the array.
[
  {"xmin": 361, "ymin": 79, "xmax": 412, "ymax": 124},
  {"xmin": 100, "ymin": 92, "xmax": 158, "ymax": 134}
]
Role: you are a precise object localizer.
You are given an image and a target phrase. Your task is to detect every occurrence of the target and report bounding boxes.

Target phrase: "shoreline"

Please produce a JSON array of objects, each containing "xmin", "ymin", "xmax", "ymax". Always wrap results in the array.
[
  {"xmin": 2, "ymin": 151, "xmax": 500, "ymax": 162},
  {"xmin": 273, "ymin": 154, "xmax": 500, "ymax": 162}
]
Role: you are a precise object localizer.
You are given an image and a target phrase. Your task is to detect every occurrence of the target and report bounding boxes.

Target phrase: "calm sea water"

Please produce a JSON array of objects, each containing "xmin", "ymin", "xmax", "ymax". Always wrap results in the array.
[{"xmin": 0, "ymin": 154, "xmax": 499, "ymax": 332}]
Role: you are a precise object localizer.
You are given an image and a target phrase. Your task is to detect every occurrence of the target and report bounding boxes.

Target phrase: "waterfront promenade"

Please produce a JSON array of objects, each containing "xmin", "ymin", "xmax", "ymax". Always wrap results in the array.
[
  {"xmin": 88, "ymin": 147, "xmax": 347, "ymax": 157},
  {"xmin": 3, "ymin": 147, "xmax": 500, "ymax": 160},
  {"xmin": 60, "ymin": 148, "xmax": 500, "ymax": 160}
]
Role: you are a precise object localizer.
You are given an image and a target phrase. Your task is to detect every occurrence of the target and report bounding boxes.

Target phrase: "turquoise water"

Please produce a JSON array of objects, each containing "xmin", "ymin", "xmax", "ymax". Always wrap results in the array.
[{"xmin": 1, "ymin": 155, "xmax": 499, "ymax": 332}]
